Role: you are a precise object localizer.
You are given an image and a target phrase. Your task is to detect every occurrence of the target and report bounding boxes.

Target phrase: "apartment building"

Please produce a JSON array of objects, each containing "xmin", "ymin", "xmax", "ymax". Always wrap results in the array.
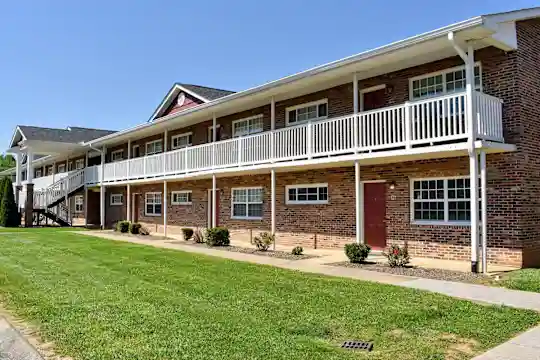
[{"xmin": 5, "ymin": 8, "xmax": 540, "ymax": 272}]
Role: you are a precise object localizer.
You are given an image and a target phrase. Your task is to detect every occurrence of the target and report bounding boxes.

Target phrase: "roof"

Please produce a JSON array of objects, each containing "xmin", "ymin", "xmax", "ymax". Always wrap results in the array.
[
  {"xmin": 17, "ymin": 126, "xmax": 116, "ymax": 144},
  {"xmin": 177, "ymin": 84, "xmax": 235, "ymax": 101}
]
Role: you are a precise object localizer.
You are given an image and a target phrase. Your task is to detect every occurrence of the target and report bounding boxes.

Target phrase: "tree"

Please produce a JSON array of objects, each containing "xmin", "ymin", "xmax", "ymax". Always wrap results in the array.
[
  {"xmin": 0, "ymin": 176, "xmax": 20, "ymax": 227},
  {"xmin": 0, "ymin": 177, "xmax": 8, "ymax": 211},
  {"xmin": 0, "ymin": 154, "xmax": 15, "ymax": 172}
]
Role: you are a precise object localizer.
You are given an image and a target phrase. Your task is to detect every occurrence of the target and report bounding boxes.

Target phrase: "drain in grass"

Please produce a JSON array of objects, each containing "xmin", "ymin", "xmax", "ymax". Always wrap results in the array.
[{"xmin": 341, "ymin": 340, "xmax": 373, "ymax": 351}]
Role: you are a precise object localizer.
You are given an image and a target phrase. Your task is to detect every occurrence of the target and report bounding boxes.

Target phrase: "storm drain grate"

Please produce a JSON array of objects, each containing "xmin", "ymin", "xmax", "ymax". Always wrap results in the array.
[{"xmin": 341, "ymin": 341, "xmax": 373, "ymax": 351}]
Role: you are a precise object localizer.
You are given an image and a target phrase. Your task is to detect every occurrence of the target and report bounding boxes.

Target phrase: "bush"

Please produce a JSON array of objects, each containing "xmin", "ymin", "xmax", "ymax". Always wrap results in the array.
[
  {"xmin": 383, "ymin": 245, "xmax": 410, "ymax": 267},
  {"xmin": 116, "ymin": 220, "xmax": 130, "ymax": 233},
  {"xmin": 139, "ymin": 226, "xmax": 150, "ymax": 236},
  {"xmin": 344, "ymin": 243, "xmax": 371, "ymax": 263},
  {"xmin": 0, "ymin": 177, "xmax": 20, "ymax": 228},
  {"xmin": 253, "ymin": 232, "xmax": 274, "ymax": 251},
  {"xmin": 129, "ymin": 222, "xmax": 142, "ymax": 235},
  {"xmin": 291, "ymin": 246, "xmax": 303, "ymax": 255},
  {"xmin": 193, "ymin": 229, "xmax": 205, "ymax": 243},
  {"xmin": 205, "ymin": 227, "xmax": 230, "ymax": 247},
  {"xmin": 182, "ymin": 228, "xmax": 194, "ymax": 241}
]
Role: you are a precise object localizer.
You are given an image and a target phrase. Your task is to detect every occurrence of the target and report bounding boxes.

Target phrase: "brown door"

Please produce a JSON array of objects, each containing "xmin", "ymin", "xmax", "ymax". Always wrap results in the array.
[
  {"xmin": 363, "ymin": 182, "xmax": 387, "ymax": 249},
  {"xmin": 362, "ymin": 88, "xmax": 386, "ymax": 111},
  {"xmin": 208, "ymin": 190, "xmax": 220, "ymax": 227}
]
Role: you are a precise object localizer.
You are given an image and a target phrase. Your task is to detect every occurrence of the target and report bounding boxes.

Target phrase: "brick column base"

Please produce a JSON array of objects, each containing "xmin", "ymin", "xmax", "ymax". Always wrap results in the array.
[{"xmin": 24, "ymin": 183, "xmax": 34, "ymax": 228}]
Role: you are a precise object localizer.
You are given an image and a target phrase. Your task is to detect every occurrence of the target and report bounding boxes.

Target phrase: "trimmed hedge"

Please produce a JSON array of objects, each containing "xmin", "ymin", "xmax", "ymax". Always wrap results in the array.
[
  {"xmin": 205, "ymin": 227, "xmax": 230, "ymax": 247},
  {"xmin": 116, "ymin": 221, "xmax": 130, "ymax": 233},
  {"xmin": 344, "ymin": 243, "xmax": 371, "ymax": 263},
  {"xmin": 129, "ymin": 222, "xmax": 142, "ymax": 235}
]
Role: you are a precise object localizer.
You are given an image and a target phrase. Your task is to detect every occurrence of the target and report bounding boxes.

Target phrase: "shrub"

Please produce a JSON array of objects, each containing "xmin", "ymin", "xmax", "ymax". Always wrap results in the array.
[
  {"xmin": 383, "ymin": 245, "xmax": 410, "ymax": 267},
  {"xmin": 116, "ymin": 220, "xmax": 130, "ymax": 233},
  {"xmin": 129, "ymin": 222, "xmax": 142, "ymax": 235},
  {"xmin": 253, "ymin": 232, "xmax": 274, "ymax": 251},
  {"xmin": 139, "ymin": 226, "xmax": 150, "ymax": 236},
  {"xmin": 344, "ymin": 243, "xmax": 371, "ymax": 263},
  {"xmin": 0, "ymin": 177, "xmax": 20, "ymax": 228},
  {"xmin": 205, "ymin": 227, "xmax": 230, "ymax": 247},
  {"xmin": 291, "ymin": 246, "xmax": 303, "ymax": 255},
  {"xmin": 182, "ymin": 228, "xmax": 194, "ymax": 241},
  {"xmin": 193, "ymin": 229, "xmax": 205, "ymax": 243}
]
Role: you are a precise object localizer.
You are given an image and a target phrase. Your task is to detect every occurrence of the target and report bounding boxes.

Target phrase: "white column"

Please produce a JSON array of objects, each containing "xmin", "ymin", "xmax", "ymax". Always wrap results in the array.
[
  {"xmin": 162, "ymin": 130, "xmax": 168, "ymax": 174},
  {"xmin": 271, "ymin": 169, "xmax": 276, "ymax": 250},
  {"xmin": 100, "ymin": 147, "xmax": 106, "ymax": 229},
  {"xmin": 26, "ymin": 150, "xmax": 33, "ymax": 183},
  {"xmin": 127, "ymin": 140, "xmax": 131, "ymax": 159},
  {"xmin": 163, "ymin": 181, "xmax": 167, "ymax": 237},
  {"xmin": 52, "ymin": 161, "xmax": 56, "ymax": 183},
  {"xmin": 212, "ymin": 174, "xmax": 217, "ymax": 228},
  {"xmin": 353, "ymin": 73, "xmax": 359, "ymax": 113},
  {"xmin": 212, "ymin": 113, "xmax": 217, "ymax": 142},
  {"xmin": 85, "ymin": 151, "xmax": 89, "ymax": 168},
  {"xmin": 127, "ymin": 184, "xmax": 131, "ymax": 222},
  {"xmin": 84, "ymin": 186, "xmax": 88, "ymax": 227},
  {"xmin": 466, "ymin": 45, "xmax": 476, "ymax": 151},
  {"xmin": 480, "ymin": 150, "xmax": 488, "ymax": 274},
  {"xmin": 355, "ymin": 160, "xmax": 362, "ymax": 244},
  {"xmin": 469, "ymin": 151, "xmax": 479, "ymax": 272},
  {"xmin": 270, "ymin": 97, "xmax": 276, "ymax": 162},
  {"xmin": 15, "ymin": 153, "xmax": 21, "ymax": 186}
]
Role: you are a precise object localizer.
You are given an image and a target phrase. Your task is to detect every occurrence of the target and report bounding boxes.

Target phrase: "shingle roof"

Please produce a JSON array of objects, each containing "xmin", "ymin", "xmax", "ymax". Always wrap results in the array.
[
  {"xmin": 178, "ymin": 84, "xmax": 235, "ymax": 101},
  {"xmin": 18, "ymin": 125, "xmax": 116, "ymax": 144}
]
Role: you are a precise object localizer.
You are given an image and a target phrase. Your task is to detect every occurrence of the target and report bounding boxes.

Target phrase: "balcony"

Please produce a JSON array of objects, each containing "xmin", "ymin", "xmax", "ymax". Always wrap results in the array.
[{"xmin": 86, "ymin": 91, "xmax": 504, "ymax": 185}]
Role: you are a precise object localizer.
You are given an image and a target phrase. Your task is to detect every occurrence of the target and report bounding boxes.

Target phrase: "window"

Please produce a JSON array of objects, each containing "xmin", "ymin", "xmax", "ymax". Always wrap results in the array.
[
  {"xmin": 232, "ymin": 115, "xmax": 264, "ymax": 137},
  {"xmin": 35, "ymin": 169, "xmax": 42, "ymax": 178},
  {"xmin": 145, "ymin": 192, "xmax": 162, "ymax": 216},
  {"xmin": 132, "ymin": 145, "xmax": 140, "ymax": 158},
  {"xmin": 110, "ymin": 193, "xmax": 123, "ymax": 206},
  {"xmin": 410, "ymin": 64, "xmax": 482, "ymax": 100},
  {"xmin": 171, "ymin": 133, "xmax": 193, "ymax": 149},
  {"xmin": 286, "ymin": 99, "xmax": 328, "ymax": 126},
  {"xmin": 231, "ymin": 187, "xmax": 263, "ymax": 219},
  {"xmin": 57, "ymin": 164, "xmax": 66, "ymax": 173},
  {"xmin": 75, "ymin": 159, "xmax": 85, "ymax": 170},
  {"xmin": 74, "ymin": 195, "xmax": 84, "ymax": 213},
  {"xmin": 146, "ymin": 140, "xmax": 163, "ymax": 155},
  {"xmin": 111, "ymin": 150, "xmax": 124, "ymax": 162},
  {"xmin": 411, "ymin": 176, "xmax": 478, "ymax": 224},
  {"xmin": 286, "ymin": 184, "xmax": 329, "ymax": 204},
  {"xmin": 171, "ymin": 190, "xmax": 192, "ymax": 205},
  {"xmin": 46, "ymin": 166, "xmax": 53, "ymax": 176}
]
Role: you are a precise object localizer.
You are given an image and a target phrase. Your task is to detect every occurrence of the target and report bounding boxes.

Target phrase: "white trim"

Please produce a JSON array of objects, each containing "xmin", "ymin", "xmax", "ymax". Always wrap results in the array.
[
  {"xmin": 144, "ymin": 192, "xmax": 162, "ymax": 216},
  {"xmin": 359, "ymin": 84, "xmax": 386, "ymax": 111},
  {"xmin": 145, "ymin": 139, "xmax": 163, "ymax": 155},
  {"xmin": 110, "ymin": 193, "xmax": 124, "ymax": 206},
  {"xmin": 207, "ymin": 124, "xmax": 221, "ymax": 142},
  {"xmin": 171, "ymin": 132, "xmax": 193, "ymax": 150},
  {"xmin": 285, "ymin": 183, "xmax": 329, "ymax": 205},
  {"xmin": 57, "ymin": 163, "xmax": 66, "ymax": 173},
  {"xmin": 149, "ymin": 84, "xmax": 212, "ymax": 122},
  {"xmin": 231, "ymin": 186, "xmax": 263, "ymax": 220},
  {"xmin": 75, "ymin": 158, "xmax": 85, "ymax": 170},
  {"xmin": 74, "ymin": 195, "xmax": 84, "ymax": 213},
  {"xmin": 132, "ymin": 144, "xmax": 140, "ymax": 158},
  {"xmin": 171, "ymin": 190, "xmax": 192, "ymax": 205},
  {"xmin": 409, "ymin": 62, "xmax": 483, "ymax": 100},
  {"xmin": 232, "ymin": 114, "xmax": 264, "ymax": 137},
  {"xmin": 285, "ymin": 99, "xmax": 328, "ymax": 126},
  {"xmin": 35, "ymin": 169, "xmax": 42, "ymax": 178},
  {"xmin": 111, "ymin": 149, "xmax": 124, "ymax": 162}
]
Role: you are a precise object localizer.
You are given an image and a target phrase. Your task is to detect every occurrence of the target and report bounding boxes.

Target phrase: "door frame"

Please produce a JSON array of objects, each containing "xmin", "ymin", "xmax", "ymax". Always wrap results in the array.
[
  {"xmin": 359, "ymin": 84, "xmax": 387, "ymax": 111},
  {"xmin": 361, "ymin": 180, "xmax": 387, "ymax": 245},
  {"xmin": 207, "ymin": 188, "xmax": 220, "ymax": 227}
]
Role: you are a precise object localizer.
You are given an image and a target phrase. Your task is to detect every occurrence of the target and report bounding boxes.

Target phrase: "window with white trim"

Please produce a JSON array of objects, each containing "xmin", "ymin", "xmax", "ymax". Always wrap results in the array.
[
  {"xmin": 171, "ymin": 133, "xmax": 193, "ymax": 149},
  {"xmin": 231, "ymin": 187, "xmax": 263, "ymax": 219},
  {"xmin": 74, "ymin": 195, "xmax": 84, "ymax": 213},
  {"xmin": 111, "ymin": 150, "xmax": 124, "ymax": 162},
  {"xmin": 145, "ymin": 192, "xmax": 162, "ymax": 216},
  {"xmin": 411, "ymin": 177, "xmax": 478, "ymax": 224},
  {"xmin": 232, "ymin": 115, "xmax": 264, "ymax": 137},
  {"xmin": 110, "ymin": 193, "xmax": 124, "ymax": 206},
  {"xmin": 46, "ymin": 166, "xmax": 53, "ymax": 176},
  {"xmin": 75, "ymin": 159, "xmax": 85, "ymax": 169},
  {"xmin": 57, "ymin": 164, "xmax": 66, "ymax": 173},
  {"xmin": 286, "ymin": 99, "xmax": 328, "ymax": 126},
  {"xmin": 35, "ymin": 169, "xmax": 42, "ymax": 178},
  {"xmin": 145, "ymin": 140, "xmax": 163, "ymax": 155},
  {"xmin": 171, "ymin": 190, "xmax": 192, "ymax": 205},
  {"xmin": 286, "ymin": 184, "xmax": 328, "ymax": 204},
  {"xmin": 410, "ymin": 64, "xmax": 482, "ymax": 100}
]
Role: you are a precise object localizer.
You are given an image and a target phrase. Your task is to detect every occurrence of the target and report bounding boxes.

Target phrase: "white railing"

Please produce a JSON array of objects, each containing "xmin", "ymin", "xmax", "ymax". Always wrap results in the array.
[
  {"xmin": 33, "ymin": 169, "xmax": 85, "ymax": 209},
  {"xmin": 84, "ymin": 91, "xmax": 502, "ymax": 184}
]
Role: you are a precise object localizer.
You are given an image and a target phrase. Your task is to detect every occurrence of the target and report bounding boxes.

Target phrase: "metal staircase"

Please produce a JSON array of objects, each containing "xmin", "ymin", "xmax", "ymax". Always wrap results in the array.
[{"xmin": 32, "ymin": 170, "xmax": 85, "ymax": 226}]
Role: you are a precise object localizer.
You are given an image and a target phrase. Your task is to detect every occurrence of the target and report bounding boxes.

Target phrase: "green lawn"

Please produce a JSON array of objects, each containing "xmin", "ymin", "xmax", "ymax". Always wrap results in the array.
[
  {"xmin": 0, "ymin": 230, "xmax": 538, "ymax": 360},
  {"xmin": 498, "ymin": 269, "xmax": 540, "ymax": 293}
]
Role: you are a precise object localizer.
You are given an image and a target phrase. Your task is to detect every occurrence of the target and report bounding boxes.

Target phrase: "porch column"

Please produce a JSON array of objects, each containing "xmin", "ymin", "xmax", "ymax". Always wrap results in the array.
[
  {"xmin": 26, "ymin": 149, "xmax": 33, "ymax": 183},
  {"xmin": 480, "ymin": 150, "xmax": 488, "ymax": 274},
  {"xmin": 163, "ymin": 181, "xmax": 167, "ymax": 237},
  {"xmin": 84, "ymin": 185, "xmax": 88, "ymax": 227},
  {"xmin": 85, "ymin": 151, "xmax": 89, "ymax": 168},
  {"xmin": 270, "ymin": 97, "xmax": 275, "ymax": 162},
  {"xmin": 52, "ymin": 161, "xmax": 56, "ymax": 183},
  {"xmin": 100, "ymin": 146, "xmax": 106, "ymax": 229},
  {"xmin": 353, "ymin": 73, "xmax": 359, "ymax": 113},
  {"xmin": 127, "ymin": 184, "xmax": 131, "ymax": 222},
  {"xmin": 163, "ymin": 130, "xmax": 168, "ymax": 174},
  {"xmin": 271, "ymin": 169, "xmax": 276, "ymax": 250},
  {"xmin": 15, "ymin": 153, "xmax": 21, "ymax": 186},
  {"xmin": 212, "ymin": 174, "xmax": 217, "ymax": 228},
  {"xmin": 355, "ymin": 160, "xmax": 362, "ymax": 244}
]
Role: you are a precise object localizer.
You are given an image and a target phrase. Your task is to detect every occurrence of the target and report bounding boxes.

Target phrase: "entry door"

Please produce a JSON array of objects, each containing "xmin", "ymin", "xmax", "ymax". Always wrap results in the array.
[
  {"xmin": 362, "ymin": 88, "xmax": 386, "ymax": 111},
  {"xmin": 207, "ymin": 190, "xmax": 220, "ymax": 227},
  {"xmin": 363, "ymin": 182, "xmax": 387, "ymax": 249}
]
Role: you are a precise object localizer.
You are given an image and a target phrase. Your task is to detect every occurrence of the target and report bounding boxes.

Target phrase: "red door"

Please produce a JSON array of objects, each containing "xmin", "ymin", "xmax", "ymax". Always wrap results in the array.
[
  {"xmin": 362, "ymin": 88, "xmax": 386, "ymax": 111},
  {"xmin": 363, "ymin": 182, "xmax": 387, "ymax": 249}
]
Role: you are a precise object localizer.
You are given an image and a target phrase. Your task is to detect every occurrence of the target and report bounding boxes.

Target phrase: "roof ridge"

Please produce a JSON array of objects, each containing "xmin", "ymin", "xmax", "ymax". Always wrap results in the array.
[{"xmin": 179, "ymin": 83, "xmax": 235, "ymax": 93}]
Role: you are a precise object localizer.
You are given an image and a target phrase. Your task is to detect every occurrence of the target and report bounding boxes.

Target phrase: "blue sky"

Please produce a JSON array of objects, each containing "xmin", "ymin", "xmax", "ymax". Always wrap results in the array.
[{"xmin": 0, "ymin": 0, "xmax": 538, "ymax": 151}]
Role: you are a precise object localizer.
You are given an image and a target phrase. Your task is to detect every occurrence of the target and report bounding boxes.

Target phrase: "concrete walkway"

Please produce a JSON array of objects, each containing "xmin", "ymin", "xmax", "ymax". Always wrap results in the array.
[
  {"xmin": 77, "ymin": 231, "xmax": 540, "ymax": 359},
  {"xmin": 0, "ymin": 318, "xmax": 43, "ymax": 360}
]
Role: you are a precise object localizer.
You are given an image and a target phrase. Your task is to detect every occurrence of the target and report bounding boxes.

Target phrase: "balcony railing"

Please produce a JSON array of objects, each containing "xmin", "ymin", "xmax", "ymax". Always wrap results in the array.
[{"xmin": 86, "ymin": 91, "xmax": 503, "ymax": 184}]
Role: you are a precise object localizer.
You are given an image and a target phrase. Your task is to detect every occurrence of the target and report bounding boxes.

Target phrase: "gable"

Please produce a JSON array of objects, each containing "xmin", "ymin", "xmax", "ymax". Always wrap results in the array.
[{"xmin": 162, "ymin": 92, "xmax": 203, "ymax": 117}]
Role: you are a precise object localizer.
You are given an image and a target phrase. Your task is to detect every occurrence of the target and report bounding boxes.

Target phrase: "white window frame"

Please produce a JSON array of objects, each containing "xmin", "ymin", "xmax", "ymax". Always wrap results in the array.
[
  {"xmin": 145, "ymin": 192, "xmax": 162, "ymax": 216},
  {"xmin": 35, "ymin": 169, "xmax": 42, "ymax": 178},
  {"xmin": 232, "ymin": 114, "xmax": 264, "ymax": 137},
  {"xmin": 75, "ymin": 159, "xmax": 85, "ymax": 169},
  {"xmin": 231, "ymin": 186, "xmax": 264, "ymax": 220},
  {"xmin": 110, "ymin": 193, "xmax": 124, "ymax": 206},
  {"xmin": 285, "ymin": 99, "xmax": 328, "ymax": 126},
  {"xmin": 286, "ymin": 183, "xmax": 329, "ymax": 205},
  {"xmin": 57, "ymin": 164, "xmax": 66, "ymax": 173},
  {"xmin": 111, "ymin": 149, "xmax": 124, "ymax": 162},
  {"xmin": 145, "ymin": 140, "xmax": 163, "ymax": 155},
  {"xmin": 207, "ymin": 124, "xmax": 221, "ymax": 142},
  {"xmin": 132, "ymin": 144, "xmax": 140, "ymax": 158},
  {"xmin": 74, "ymin": 195, "xmax": 84, "ymax": 213},
  {"xmin": 409, "ymin": 62, "xmax": 482, "ymax": 101},
  {"xmin": 46, "ymin": 166, "xmax": 53, "ymax": 176},
  {"xmin": 171, "ymin": 132, "xmax": 193, "ymax": 150},
  {"xmin": 171, "ymin": 190, "xmax": 192, "ymax": 205},
  {"xmin": 410, "ymin": 176, "xmax": 478, "ymax": 226}
]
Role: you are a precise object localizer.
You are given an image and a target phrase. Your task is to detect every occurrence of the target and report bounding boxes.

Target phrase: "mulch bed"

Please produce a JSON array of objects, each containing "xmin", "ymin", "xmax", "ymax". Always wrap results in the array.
[
  {"xmin": 328, "ymin": 261, "xmax": 491, "ymax": 283},
  {"xmin": 168, "ymin": 241, "xmax": 318, "ymax": 261}
]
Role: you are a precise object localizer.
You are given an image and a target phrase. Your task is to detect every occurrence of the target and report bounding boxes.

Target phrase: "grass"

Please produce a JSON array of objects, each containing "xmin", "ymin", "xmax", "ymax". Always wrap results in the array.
[
  {"xmin": 0, "ymin": 226, "xmax": 87, "ymax": 232},
  {"xmin": 497, "ymin": 269, "xmax": 540, "ymax": 293},
  {"xmin": 0, "ymin": 229, "xmax": 538, "ymax": 360}
]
